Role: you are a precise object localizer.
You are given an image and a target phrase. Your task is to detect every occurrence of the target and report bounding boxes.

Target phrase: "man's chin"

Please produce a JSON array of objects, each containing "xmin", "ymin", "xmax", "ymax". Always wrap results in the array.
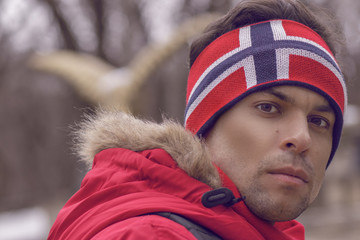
[
  {"xmin": 252, "ymin": 208, "xmax": 305, "ymax": 223},
  {"xmin": 244, "ymin": 195, "xmax": 309, "ymax": 223}
]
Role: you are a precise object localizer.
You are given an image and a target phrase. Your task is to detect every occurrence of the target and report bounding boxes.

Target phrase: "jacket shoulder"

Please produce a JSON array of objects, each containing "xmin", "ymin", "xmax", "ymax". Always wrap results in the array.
[{"xmin": 92, "ymin": 215, "xmax": 197, "ymax": 240}]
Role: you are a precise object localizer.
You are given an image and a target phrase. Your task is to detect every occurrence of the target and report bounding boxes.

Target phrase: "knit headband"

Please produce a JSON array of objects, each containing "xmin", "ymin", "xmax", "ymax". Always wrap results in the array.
[{"xmin": 185, "ymin": 19, "xmax": 347, "ymax": 166}]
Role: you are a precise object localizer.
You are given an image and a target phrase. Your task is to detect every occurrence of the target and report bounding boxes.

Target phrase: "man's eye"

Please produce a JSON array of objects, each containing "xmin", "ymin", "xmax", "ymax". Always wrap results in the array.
[
  {"xmin": 256, "ymin": 103, "xmax": 279, "ymax": 113},
  {"xmin": 309, "ymin": 116, "xmax": 329, "ymax": 128}
]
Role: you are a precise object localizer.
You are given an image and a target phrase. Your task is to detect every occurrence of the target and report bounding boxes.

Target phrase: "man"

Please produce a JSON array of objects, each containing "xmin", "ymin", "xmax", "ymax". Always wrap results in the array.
[{"xmin": 48, "ymin": 0, "xmax": 347, "ymax": 239}]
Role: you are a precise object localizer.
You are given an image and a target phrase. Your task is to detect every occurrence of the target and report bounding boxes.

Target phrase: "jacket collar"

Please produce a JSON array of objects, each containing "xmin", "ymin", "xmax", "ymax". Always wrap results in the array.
[{"xmin": 74, "ymin": 110, "xmax": 222, "ymax": 189}]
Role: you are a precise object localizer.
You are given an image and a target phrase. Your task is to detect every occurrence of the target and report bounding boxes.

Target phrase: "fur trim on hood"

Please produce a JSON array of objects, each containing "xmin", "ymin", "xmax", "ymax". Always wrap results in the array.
[{"xmin": 73, "ymin": 110, "xmax": 221, "ymax": 189}]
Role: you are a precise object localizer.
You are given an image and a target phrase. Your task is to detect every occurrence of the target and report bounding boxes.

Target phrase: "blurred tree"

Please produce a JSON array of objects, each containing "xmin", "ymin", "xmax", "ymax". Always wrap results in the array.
[{"xmin": 0, "ymin": 0, "xmax": 230, "ymax": 213}]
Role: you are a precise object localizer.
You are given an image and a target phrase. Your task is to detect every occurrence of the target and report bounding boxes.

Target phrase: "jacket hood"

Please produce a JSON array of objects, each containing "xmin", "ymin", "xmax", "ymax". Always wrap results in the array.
[{"xmin": 74, "ymin": 110, "xmax": 221, "ymax": 189}]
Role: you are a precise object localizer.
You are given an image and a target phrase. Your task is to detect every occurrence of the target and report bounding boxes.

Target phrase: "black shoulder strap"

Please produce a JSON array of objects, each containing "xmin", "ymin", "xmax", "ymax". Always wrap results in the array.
[{"xmin": 149, "ymin": 212, "xmax": 222, "ymax": 240}]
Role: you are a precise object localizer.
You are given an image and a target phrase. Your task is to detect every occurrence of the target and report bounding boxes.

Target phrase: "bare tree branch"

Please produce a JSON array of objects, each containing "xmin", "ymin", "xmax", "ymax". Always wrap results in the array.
[
  {"xmin": 41, "ymin": 0, "xmax": 79, "ymax": 51},
  {"xmin": 89, "ymin": 0, "xmax": 106, "ymax": 60}
]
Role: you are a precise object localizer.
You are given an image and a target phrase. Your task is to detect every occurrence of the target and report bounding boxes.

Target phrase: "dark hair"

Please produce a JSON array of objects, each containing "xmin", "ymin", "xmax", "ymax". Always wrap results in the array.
[{"xmin": 189, "ymin": 0, "xmax": 343, "ymax": 68}]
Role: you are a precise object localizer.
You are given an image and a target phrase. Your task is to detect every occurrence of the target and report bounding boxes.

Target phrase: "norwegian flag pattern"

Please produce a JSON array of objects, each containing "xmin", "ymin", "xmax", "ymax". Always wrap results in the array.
[{"xmin": 185, "ymin": 20, "xmax": 347, "ymax": 137}]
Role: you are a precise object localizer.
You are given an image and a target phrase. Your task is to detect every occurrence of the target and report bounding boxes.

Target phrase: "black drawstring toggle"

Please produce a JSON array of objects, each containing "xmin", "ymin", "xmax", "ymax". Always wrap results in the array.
[{"xmin": 201, "ymin": 187, "xmax": 245, "ymax": 208}]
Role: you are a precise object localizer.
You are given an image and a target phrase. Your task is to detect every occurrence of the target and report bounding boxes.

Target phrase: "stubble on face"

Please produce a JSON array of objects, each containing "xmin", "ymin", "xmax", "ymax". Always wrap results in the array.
[
  {"xmin": 224, "ymin": 152, "xmax": 319, "ymax": 223},
  {"xmin": 206, "ymin": 86, "xmax": 332, "ymax": 222}
]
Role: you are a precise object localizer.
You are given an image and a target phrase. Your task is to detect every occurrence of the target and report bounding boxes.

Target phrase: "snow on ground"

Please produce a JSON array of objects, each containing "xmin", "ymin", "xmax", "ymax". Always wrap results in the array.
[{"xmin": 0, "ymin": 207, "xmax": 50, "ymax": 240}]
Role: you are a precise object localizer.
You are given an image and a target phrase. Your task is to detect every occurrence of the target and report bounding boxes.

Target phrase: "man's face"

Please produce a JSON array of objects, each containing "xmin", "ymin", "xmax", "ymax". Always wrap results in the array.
[{"xmin": 205, "ymin": 85, "xmax": 335, "ymax": 222}]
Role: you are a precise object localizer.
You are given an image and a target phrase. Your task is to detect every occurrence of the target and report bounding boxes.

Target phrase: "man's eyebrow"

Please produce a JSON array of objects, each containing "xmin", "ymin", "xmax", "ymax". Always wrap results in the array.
[
  {"xmin": 313, "ymin": 104, "xmax": 334, "ymax": 113},
  {"xmin": 262, "ymin": 88, "xmax": 334, "ymax": 113},
  {"xmin": 263, "ymin": 88, "xmax": 295, "ymax": 104}
]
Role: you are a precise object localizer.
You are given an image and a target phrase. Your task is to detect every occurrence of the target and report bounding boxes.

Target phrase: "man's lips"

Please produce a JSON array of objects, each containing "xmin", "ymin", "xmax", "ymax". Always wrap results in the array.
[{"xmin": 268, "ymin": 167, "xmax": 310, "ymax": 183}]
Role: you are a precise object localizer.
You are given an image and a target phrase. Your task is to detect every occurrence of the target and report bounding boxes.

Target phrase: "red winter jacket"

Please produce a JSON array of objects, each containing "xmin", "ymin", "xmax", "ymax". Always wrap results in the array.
[{"xmin": 48, "ymin": 112, "xmax": 305, "ymax": 240}]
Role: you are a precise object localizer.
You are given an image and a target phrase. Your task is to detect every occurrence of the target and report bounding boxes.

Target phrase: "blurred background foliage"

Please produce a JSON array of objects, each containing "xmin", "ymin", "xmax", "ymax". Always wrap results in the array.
[{"xmin": 0, "ymin": 0, "xmax": 359, "ymax": 239}]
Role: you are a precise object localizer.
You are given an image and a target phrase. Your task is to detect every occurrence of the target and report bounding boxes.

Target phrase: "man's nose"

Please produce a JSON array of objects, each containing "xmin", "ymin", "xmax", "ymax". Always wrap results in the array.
[{"xmin": 280, "ymin": 115, "xmax": 312, "ymax": 155}]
